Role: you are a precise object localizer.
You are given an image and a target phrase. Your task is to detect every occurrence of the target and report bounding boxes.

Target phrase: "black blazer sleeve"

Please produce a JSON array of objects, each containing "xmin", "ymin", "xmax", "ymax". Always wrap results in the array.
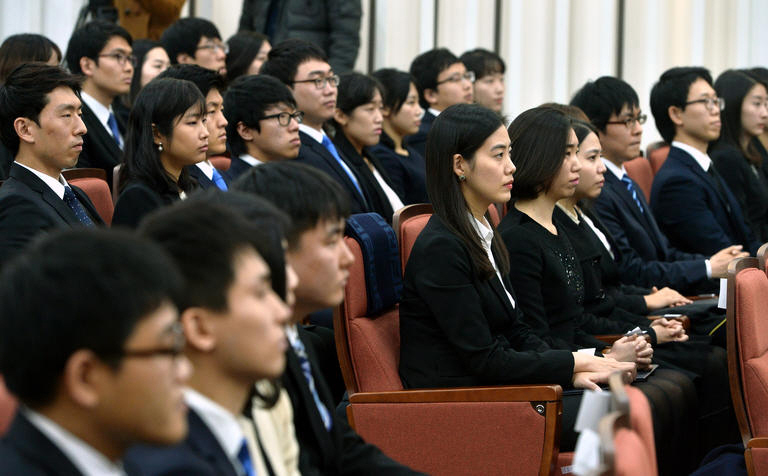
[{"xmin": 112, "ymin": 182, "xmax": 170, "ymax": 228}]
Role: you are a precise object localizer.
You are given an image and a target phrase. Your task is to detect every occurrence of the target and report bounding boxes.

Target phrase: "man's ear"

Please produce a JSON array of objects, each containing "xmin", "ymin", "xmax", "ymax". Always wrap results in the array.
[
  {"xmin": 176, "ymin": 53, "xmax": 194, "ymax": 65},
  {"xmin": 423, "ymin": 88, "xmax": 438, "ymax": 107},
  {"xmin": 13, "ymin": 117, "xmax": 36, "ymax": 145},
  {"xmin": 668, "ymin": 105, "xmax": 684, "ymax": 127},
  {"xmin": 62, "ymin": 349, "xmax": 104, "ymax": 408},
  {"xmin": 79, "ymin": 56, "xmax": 96, "ymax": 78},
  {"xmin": 237, "ymin": 121, "xmax": 255, "ymax": 141},
  {"xmin": 180, "ymin": 307, "xmax": 217, "ymax": 353}
]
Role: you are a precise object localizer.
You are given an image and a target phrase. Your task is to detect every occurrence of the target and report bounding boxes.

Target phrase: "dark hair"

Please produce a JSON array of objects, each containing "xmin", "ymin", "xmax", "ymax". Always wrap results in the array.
[
  {"xmin": 260, "ymin": 39, "xmax": 328, "ymax": 86},
  {"xmin": 0, "ymin": 229, "xmax": 181, "ymax": 407},
  {"xmin": 0, "ymin": 33, "xmax": 61, "ymax": 84},
  {"xmin": 0, "ymin": 64, "xmax": 82, "ymax": 154},
  {"xmin": 459, "ymin": 48, "xmax": 505, "ymax": 79},
  {"xmin": 226, "ymin": 31, "xmax": 269, "ymax": 81},
  {"xmin": 650, "ymin": 66, "xmax": 713, "ymax": 143},
  {"xmin": 508, "ymin": 106, "xmax": 572, "ymax": 200},
  {"xmin": 128, "ymin": 40, "xmax": 165, "ymax": 104},
  {"xmin": 330, "ymin": 72, "xmax": 382, "ymax": 131},
  {"xmin": 224, "ymin": 74, "xmax": 296, "ymax": 157},
  {"xmin": 539, "ymin": 102, "xmax": 590, "ymax": 122},
  {"xmin": 425, "ymin": 103, "xmax": 508, "ymax": 279},
  {"xmin": 372, "ymin": 68, "xmax": 415, "ymax": 114},
  {"xmin": 571, "ymin": 119, "xmax": 599, "ymax": 145},
  {"xmin": 120, "ymin": 78, "xmax": 204, "ymax": 194},
  {"xmin": 158, "ymin": 64, "xmax": 226, "ymax": 98},
  {"xmin": 232, "ymin": 161, "xmax": 350, "ymax": 248},
  {"xmin": 570, "ymin": 76, "xmax": 639, "ymax": 131},
  {"xmin": 410, "ymin": 48, "xmax": 459, "ymax": 109},
  {"xmin": 711, "ymin": 69, "xmax": 764, "ymax": 161},
  {"xmin": 161, "ymin": 17, "xmax": 222, "ymax": 64},
  {"xmin": 65, "ymin": 20, "xmax": 132, "ymax": 75},
  {"xmin": 747, "ymin": 67, "xmax": 768, "ymax": 89}
]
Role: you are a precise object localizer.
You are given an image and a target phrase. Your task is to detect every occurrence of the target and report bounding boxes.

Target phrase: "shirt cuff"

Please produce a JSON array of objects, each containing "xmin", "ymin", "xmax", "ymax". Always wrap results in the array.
[{"xmin": 705, "ymin": 259, "xmax": 712, "ymax": 278}]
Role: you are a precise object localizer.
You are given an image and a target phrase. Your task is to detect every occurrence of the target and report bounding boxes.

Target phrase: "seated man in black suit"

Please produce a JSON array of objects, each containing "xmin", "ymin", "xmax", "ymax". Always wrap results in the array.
[
  {"xmin": 405, "ymin": 48, "xmax": 474, "ymax": 158},
  {"xmin": 126, "ymin": 199, "xmax": 291, "ymax": 475},
  {"xmin": 233, "ymin": 162, "xmax": 422, "ymax": 475},
  {"xmin": 0, "ymin": 64, "xmax": 104, "ymax": 264},
  {"xmin": 650, "ymin": 67, "xmax": 761, "ymax": 256},
  {"xmin": 0, "ymin": 228, "xmax": 190, "ymax": 474},
  {"xmin": 571, "ymin": 76, "xmax": 746, "ymax": 293},
  {"xmin": 222, "ymin": 74, "xmax": 302, "ymax": 183},
  {"xmin": 162, "ymin": 17, "xmax": 227, "ymax": 76},
  {"xmin": 65, "ymin": 20, "xmax": 133, "ymax": 183},
  {"xmin": 261, "ymin": 39, "xmax": 390, "ymax": 217},
  {"xmin": 159, "ymin": 64, "xmax": 230, "ymax": 190}
]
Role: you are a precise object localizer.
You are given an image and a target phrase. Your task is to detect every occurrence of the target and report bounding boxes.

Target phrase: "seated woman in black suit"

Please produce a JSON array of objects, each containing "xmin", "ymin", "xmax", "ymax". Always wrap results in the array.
[
  {"xmin": 332, "ymin": 72, "xmax": 405, "ymax": 221},
  {"xmin": 113, "ymin": 78, "xmax": 208, "ymax": 228},
  {"xmin": 398, "ymin": 103, "xmax": 636, "ymax": 451},
  {"xmin": 710, "ymin": 69, "xmax": 768, "ymax": 242},
  {"xmin": 368, "ymin": 68, "xmax": 428, "ymax": 204}
]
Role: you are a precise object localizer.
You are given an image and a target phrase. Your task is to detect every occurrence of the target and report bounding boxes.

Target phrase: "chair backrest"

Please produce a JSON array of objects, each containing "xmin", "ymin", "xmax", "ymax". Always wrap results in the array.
[
  {"xmin": 62, "ymin": 167, "xmax": 107, "ymax": 182},
  {"xmin": 393, "ymin": 203, "xmax": 433, "ymax": 274},
  {"xmin": 67, "ymin": 177, "xmax": 114, "ymax": 225},
  {"xmin": 623, "ymin": 157, "xmax": 654, "ymax": 202},
  {"xmin": 727, "ymin": 257, "xmax": 768, "ymax": 445},
  {"xmin": 209, "ymin": 156, "xmax": 231, "ymax": 171},
  {"xmin": 646, "ymin": 142, "xmax": 670, "ymax": 175},
  {"xmin": 0, "ymin": 375, "xmax": 17, "ymax": 436}
]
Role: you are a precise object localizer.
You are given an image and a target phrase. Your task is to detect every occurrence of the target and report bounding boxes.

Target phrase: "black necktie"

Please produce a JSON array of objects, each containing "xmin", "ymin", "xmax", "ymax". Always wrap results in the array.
[{"xmin": 707, "ymin": 165, "xmax": 731, "ymax": 213}]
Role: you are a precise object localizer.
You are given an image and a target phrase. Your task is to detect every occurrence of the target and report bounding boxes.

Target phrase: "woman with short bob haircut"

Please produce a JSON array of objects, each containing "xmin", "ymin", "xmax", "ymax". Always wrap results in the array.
[
  {"xmin": 398, "ymin": 103, "xmax": 635, "ymax": 452},
  {"xmin": 0, "ymin": 33, "xmax": 61, "ymax": 84},
  {"xmin": 226, "ymin": 30, "xmax": 271, "ymax": 81},
  {"xmin": 113, "ymin": 78, "xmax": 209, "ymax": 228}
]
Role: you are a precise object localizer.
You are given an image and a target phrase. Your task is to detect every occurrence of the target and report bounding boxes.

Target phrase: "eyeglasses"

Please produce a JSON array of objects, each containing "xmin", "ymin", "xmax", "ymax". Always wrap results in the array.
[
  {"xmin": 436, "ymin": 71, "xmax": 476, "ymax": 85},
  {"xmin": 197, "ymin": 42, "xmax": 229, "ymax": 55},
  {"xmin": 605, "ymin": 113, "xmax": 647, "ymax": 128},
  {"xmin": 684, "ymin": 97, "xmax": 725, "ymax": 112},
  {"xmin": 116, "ymin": 322, "xmax": 185, "ymax": 361},
  {"xmin": 99, "ymin": 52, "xmax": 137, "ymax": 67},
  {"xmin": 292, "ymin": 74, "xmax": 340, "ymax": 89},
  {"xmin": 259, "ymin": 111, "xmax": 304, "ymax": 126}
]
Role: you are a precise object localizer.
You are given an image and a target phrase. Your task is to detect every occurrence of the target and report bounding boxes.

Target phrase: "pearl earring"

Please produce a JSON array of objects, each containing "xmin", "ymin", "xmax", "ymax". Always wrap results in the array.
[{"xmin": 156, "ymin": 143, "xmax": 163, "ymax": 152}]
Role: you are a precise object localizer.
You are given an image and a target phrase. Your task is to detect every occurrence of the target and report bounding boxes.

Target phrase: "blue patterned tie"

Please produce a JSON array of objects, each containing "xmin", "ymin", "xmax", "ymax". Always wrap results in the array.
[
  {"xmin": 211, "ymin": 168, "xmax": 228, "ymax": 190},
  {"xmin": 63, "ymin": 186, "xmax": 95, "ymax": 227},
  {"xmin": 320, "ymin": 135, "xmax": 364, "ymax": 198},
  {"xmin": 291, "ymin": 336, "xmax": 333, "ymax": 431},
  {"xmin": 621, "ymin": 174, "xmax": 644, "ymax": 213},
  {"xmin": 107, "ymin": 113, "xmax": 123, "ymax": 150},
  {"xmin": 237, "ymin": 439, "xmax": 257, "ymax": 476}
]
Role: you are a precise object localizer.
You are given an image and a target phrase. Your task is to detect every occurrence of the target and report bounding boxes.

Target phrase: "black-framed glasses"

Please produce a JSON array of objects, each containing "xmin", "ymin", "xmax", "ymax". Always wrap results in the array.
[
  {"xmin": 684, "ymin": 97, "xmax": 725, "ymax": 112},
  {"xmin": 197, "ymin": 42, "xmax": 229, "ymax": 55},
  {"xmin": 605, "ymin": 113, "xmax": 647, "ymax": 128},
  {"xmin": 116, "ymin": 322, "xmax": 185, "ymax": 361},
  {"xmin": 98, "ymin": 52, "xmax": 137, "ymax": 67},
  {"xmin": 292, "ymin": 75, "xmax": 340, "ymax": 89},
  {"xmin": 259, "ymin": 111, "xmax": 304, "ymax": 126},
  {"xmin": 436, "ymin": 71, "xmax": 476, "ymax": 85}
]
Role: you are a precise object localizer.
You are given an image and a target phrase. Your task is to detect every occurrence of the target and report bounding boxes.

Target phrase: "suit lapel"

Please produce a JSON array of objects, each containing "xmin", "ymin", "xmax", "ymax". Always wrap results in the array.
[
  {"xmin": 604, "ymin": 172, "xmax": 666, "ymax": 253},
  {"xmin": 82, "ymin": 104, "xmax": 121, "ymax": 160},
  {"xmin": 5, "ymin": 413, "xmax": 86, "ymax": 476},
  {"xmin": 185, "ymin": 409, "xmax": 239, "ymax": 476},
  {"xmin": 300, "ymin": 132, "xmax": 368, "ymax": 206},
  {"xmin": 10, "ymin": 165, "xmax": 82, "ymax": 225}
]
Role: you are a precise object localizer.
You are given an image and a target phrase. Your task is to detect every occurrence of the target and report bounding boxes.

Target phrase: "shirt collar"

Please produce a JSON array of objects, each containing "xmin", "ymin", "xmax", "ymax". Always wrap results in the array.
[
  {"xmin": 14, "ymin": 161, "xmax": 68, "ymax": 199},
  {"xmin": 601, "ymin": 157, "xmax": 626, "ymax": 180},
  {"xmin": 239, "ymin": 154, "xmax": 263, "ymax": 167},
  {"xmin": 299, "ymin": 124, "xmax": 324, "ymax": 143},
  {"xmin": 195, "ymin": 160, "xmax": 214, "ymax": 180},
  {"xmin": 80, "ymin": 92, "xmax": 113, "ymax": 134},
  {"xmin": 468, "ymin": 213, "xmax": 493, "ymax": 249},
  {"xmin": 672, "ymin": 140, "xmax": 711, "ymax": 172},
  {"xmin": 428, "ymin": 108, "xmax": 442, "ymax": 118},
  {"xmin": 184, "ymin": 388, "xmax": 245, "ymax": 462},
  {"xmin": 24, "ymin": 408, "xmax": 126, "ymax": 476}
]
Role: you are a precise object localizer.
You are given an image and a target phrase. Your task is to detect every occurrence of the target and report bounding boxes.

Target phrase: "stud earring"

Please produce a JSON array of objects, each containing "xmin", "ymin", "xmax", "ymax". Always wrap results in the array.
[
  {"xmin": 156, "ymin": 142, "xmax": 163, "ymax": 152},
  {"xmin": 458, "ymin": 174, "xmax": 466, "ymax": 182}
]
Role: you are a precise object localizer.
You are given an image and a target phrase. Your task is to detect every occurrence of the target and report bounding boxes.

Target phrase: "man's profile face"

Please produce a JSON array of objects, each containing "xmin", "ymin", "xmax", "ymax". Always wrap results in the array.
[
  {"xmin": 251, "ymin": 102, "xmax": 301, "ymax": 161},
  {"xmin": 87, "ymin": 35, "xmax": 134, "ymax": 97},
  {"xmin": 192, "ymin": 36, "xmax": 227, "ymax": 76},
  {"xmin": 599, "ymin": 103, "xmax": 643, "ymax": 163},
  {"xmin": 204, "ymin": 88, "xmax": 227, "ymax": 156},
  {"xmin": 290, "ymin": 59, "xmax": 336, "ymax": 128},
  {"xmin": 677, "ymin": 78, "xmax": 721, "ymax": 144}
]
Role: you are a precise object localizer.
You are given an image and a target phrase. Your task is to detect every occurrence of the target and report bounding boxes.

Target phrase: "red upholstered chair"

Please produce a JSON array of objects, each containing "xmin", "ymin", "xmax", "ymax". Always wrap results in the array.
[
  {"xmin": 337, "ymin": 221, "xmax": 564, "ymax": 475},
  {"xmin": 746, "ymin": 437, "xmax": 768, "ymax": 476},
  {"xmin": 62, "ymin": 169, "xmax": 114, "ymax": 225},
  {"xmin": 623, "ymin": 157, "xmax": 653, "ymax": 202},
  {"xmin": 0, "ymin": 375, "xmax": 17, "ymax": 436},
  {"xmin": 598, "ymin": 411, "xmax": 656, "ymax": 476},
  {"xmin": 487, "ymin": 203, "xmax": 501, "ymax": 227},
  {"xmin": 646, "ymin": 142, "xmax": 669, "ymax": 175},
  {"xmin": 756, "ymin": 242, "xmax": 768, "ymax": 275},
  {"xmin": 209, "ymin": 156, "xmax": 231, "ymax": 171},
  {"xmin": 393, "ymin": 203, "xmax": 433, "ymax": 273}
]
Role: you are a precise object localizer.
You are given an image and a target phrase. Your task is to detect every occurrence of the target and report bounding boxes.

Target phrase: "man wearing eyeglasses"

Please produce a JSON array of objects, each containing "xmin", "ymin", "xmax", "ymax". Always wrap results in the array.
[
  {"xmin": 222, "ymin": 74, "xmax": 303, "ymax": 183},
  {"xmin": 65, "ymin": 20, "xmax": 133, "ymax": 185},
  {"xmin": 571, "ymin": 76, "xmax": 746, "ymax": 294},
  {"xmin": 650, "ymin": 67, "xmax": 761, "ymax": 256},
  {"xmin": 406, "ymin": 48, "xmax": 474, "ymax": 159},
  {"xmin": 161, "ymin": 17, "xmax": 227, "ymax": 76},
  {"xmin": 0, "ymin": 229, "xmax": 191, "ymax": 475}
]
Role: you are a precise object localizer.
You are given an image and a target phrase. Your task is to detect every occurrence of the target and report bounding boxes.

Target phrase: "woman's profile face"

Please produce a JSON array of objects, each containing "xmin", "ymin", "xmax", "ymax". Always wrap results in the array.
[
  {"xmin": 247, "ymin": 40, "xmax": 272, "ymax": 76},
  {"xmin": 140, "ymin": 47, "xmax": 171, "ymax": 88},
  {"xmin": 160, "ymin": 104, "xmax": 210, "ymax": 169},
  {"xmin": 459, "ymin": 125, "xmax": 515, "ymax": 212},
  {"xmin": 574, "ymin": 132, "xmax": 606, "ymax": 201},
  {"xmin": 388, "ymin": 82, "xmax": 422, "ymax": 137},
  {"xmin": 547, "ymin": 128, "xmax": 581, "ymax": 200},
  {"xmin": 740, "ymin": 83, "xmax": 768, "ymax": 139},
  {"xmin": 342, "ymin": 89, "xmax": 383, "ymax": 150}
]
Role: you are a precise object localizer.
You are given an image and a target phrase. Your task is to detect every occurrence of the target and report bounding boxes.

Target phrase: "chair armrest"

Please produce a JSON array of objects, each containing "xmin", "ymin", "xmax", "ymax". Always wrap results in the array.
[
  {"xmin": 746, "ymin": 437, "xmax": 768, "ymax": 476},
  {"xmin": 647, "ymin": 314, "xmax": 691, "ymax": 331},
  {"xmin": 348, "ymin": 384, "xmax": 561, "ymax": 404},
  {"xmin": 686, "ymin": 293, "xmax": 717, "ymax": 301},
  {"xmin": 595, "ymin": 334, "xmax": 624, "ymax": 345}
]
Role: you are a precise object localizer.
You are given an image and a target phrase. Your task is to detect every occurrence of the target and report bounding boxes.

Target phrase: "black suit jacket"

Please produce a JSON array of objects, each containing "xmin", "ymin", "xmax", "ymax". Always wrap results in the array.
[
  {"xmin": 0, "ymin": 163, "xmax": 104, "ymax": 264},
  {"xmin": 592, "ymin": 167, "xmax": 710, "ymax": 291},
  {"xmin": 125, "ymin": 408, "xmax": 237, "ymax": 476},
  {"xmin": 398, "ymin": 214, "xmax": 574, "ymax": 389},
  {"xmin": 112, "ymin": 180, "xmax": 181, "ymax": 229},
  {"xmin": 188, "ymin": 164, "xmax": 231, "ymax": 190},
  {"xmin": 0, "ymin": 143, "xmax": 12, "ymax": 181},
  {"xmin": 402, "ymin": 110, "xmax": 435, "ymax": 160},
  {"xmin": 369, "ymin": 132, "xmax": 428, "ymax": 205},
  {"xmin": 296, "ymin": 130, "xmax": 370, "ymax": 215},
  {"xmin": 651, "ymin": 145, "xmax": 760, "ymax": 255},
  {"xmin": 283, "ymin": 326, "xmax": 421, "ymax": 476},
  {"xmin": 77, "ymin": 102, "xmax": 124, "ymax": 187},
  {"xmin": 222, "ymin": 156, "xmax": 254, "ymax": 184}
]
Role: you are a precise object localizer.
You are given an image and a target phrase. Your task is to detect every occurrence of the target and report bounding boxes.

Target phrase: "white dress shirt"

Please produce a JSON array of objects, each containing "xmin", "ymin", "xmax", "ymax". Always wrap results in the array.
[
  {"xmin": 238, "ymin": 153, "xmax": 264, "ymax": 167},
  {"xmin": 469, "ymin": 213, "xmax": 515, "ymax": 308},
  {"xmin": 14, "ymin": 161, "xmax": 68, "ymax": 199}
]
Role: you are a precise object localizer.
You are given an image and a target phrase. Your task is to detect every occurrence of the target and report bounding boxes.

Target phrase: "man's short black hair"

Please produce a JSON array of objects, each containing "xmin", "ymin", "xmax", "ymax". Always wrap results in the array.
[
  {"xmin": 157, "ymin": 64, "xmax": 226, "ymax": 98},
  {"xmin": 0, "ymin": 63, "xmax": 82, "ymax": 154},
  {"xmin": 259, "ymin": 39, "xmax": 328, "ymax": 86},
  {"xmin": 409, "ymin": 48, "xmax": 459, "ymax": 108},
  {"xmin": 232, "ymin": 161, "xmax": 350, "ymax": 249},
  {"xmin": 65, "ymin": 20, "xmax": 132, "ymax": 75},
  {"xmin": 650, "ymin": 66, "xmax": 713, "ymax": 143},
  {"xmin": 0, "ymin": 229, "xmax": 182, "ymax": 408},
  {"xmin": 161, "ymin": 17, "xmax": 222, "ymax": 65},
  {"xmin": 224, "ymin": 74, "xmax": 297, "ymax": 157},
  {"xmin": 570, "ymin": 76, "xmax": 640, "ymax": 131},
  {"xmin": 459, "ymin": 48, "xmax": 505, "ymax": 79}
]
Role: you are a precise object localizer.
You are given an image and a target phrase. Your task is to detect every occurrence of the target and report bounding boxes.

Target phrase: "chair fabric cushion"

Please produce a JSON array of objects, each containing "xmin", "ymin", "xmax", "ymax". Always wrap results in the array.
[
  {"xmin": 69, "ymin": 177, "xmax": 114, "ymax": 225},
  {"xmin": 627, "ymin": 386, "xmax": 658, "ymax": 476},
  {"xmin": 614, "ymin": 428, "xmax": 655, "ymax": 476},
  {"xmin": 400, "ymin": 214, "xmax": 431, "ymax": 272},
  {"xmin": 624, "ymin": 157, "xmax": 654, "ymax": 202},
  {"xmin": 349, "ymin": 309, "xmax": 402, "ymax": 392}
]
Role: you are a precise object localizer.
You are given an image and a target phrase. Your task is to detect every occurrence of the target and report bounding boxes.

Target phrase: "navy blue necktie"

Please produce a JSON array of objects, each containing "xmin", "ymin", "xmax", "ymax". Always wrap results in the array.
[
  {"xmin": 211, "ymin": 168, "xmax": 228, "ymax": 190},
  {"xmin": 237, "ymin": 439, "xmax": 257, "ymax": 476},
  {"xmin": 321, "ymin": 135, "xmax": 365, "ymax": 198},
  {"xmin": 292, "ymin": 336, "xmax": 333, "ymax": 431},
  {"xmin": 621, "ymin": 174, "xmax": 644, "ymax": 213},
  {"xmin": 107, "ymin": 113, "xmax": 123, "ymax": 150},
  {"xmin": 63, "ymin": 186, "xmax": 95, "ymax": 227}
]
